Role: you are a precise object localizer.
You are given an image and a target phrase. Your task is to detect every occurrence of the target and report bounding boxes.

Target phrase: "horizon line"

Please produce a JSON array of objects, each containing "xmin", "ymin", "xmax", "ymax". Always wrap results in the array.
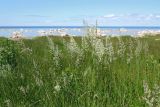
[{"xmin": 1, "ymin": 25, "xmax": 160, "ymax": 28}]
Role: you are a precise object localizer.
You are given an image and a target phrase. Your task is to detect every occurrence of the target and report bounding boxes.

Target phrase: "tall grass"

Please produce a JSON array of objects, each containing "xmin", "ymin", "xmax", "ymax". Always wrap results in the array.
[{"xmin": 0, "ymin": 34, "xmax": 160, "ymax": 106}]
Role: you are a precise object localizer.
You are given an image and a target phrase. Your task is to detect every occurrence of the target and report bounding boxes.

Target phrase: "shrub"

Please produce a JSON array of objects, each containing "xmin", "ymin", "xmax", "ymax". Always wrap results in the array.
[{"xmin": 0, "ymin": 39, "xmax": 19, "ymax": 71}]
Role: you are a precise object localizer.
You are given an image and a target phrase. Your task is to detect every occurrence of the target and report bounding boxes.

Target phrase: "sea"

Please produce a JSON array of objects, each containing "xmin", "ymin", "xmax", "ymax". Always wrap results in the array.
[{"xmin": 0, "ymin": 26, "xmax": 160, "ymax": 38}]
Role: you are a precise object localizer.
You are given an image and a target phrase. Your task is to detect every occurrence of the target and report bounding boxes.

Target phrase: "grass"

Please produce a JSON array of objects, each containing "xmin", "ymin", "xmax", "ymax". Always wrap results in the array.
[{"xmin": 0, "ymin": 35, "xmax": 160, "ymax": 107}]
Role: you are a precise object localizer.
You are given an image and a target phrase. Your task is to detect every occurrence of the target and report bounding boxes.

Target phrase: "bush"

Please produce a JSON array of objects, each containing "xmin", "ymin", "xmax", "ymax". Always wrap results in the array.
[{"xmin": 0, "ymin": 39, "xmax": 19, "ymax": 70}]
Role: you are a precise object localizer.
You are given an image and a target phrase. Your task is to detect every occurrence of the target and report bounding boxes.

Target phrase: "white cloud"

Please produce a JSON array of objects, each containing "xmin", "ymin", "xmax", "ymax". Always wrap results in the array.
[
  {"xmin": 24, "ymin": 15, "xmax": 53, "ymax": 18},
  {"xmin": 103, "ymin": 13, "xmax": 160, "ymax": 20},
  {"xmin": 103, "ymin": 14, "xmax": 116, "ymax": 18},
  {"xmin": 155, "ymin": 15, "xmax": 160, "ymax": 18},
  {"xmin": 13, "ymin": 13, "xmax": 160, "ymax": 26},
  {"xmin": 95, "ymin": 13, "xmax": 160, "ymax": 26}
]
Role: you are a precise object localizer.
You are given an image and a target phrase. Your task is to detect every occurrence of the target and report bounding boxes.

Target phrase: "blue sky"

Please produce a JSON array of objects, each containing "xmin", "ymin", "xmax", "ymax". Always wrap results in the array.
[{"xmin": 0, "ymin": 0, "xmax": 160, "ymax": 26}]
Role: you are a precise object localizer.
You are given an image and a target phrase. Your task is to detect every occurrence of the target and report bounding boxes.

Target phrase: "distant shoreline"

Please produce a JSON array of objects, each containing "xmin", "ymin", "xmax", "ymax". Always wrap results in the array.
[
  {"xmin": 1, "ymin": 26, "xmax": 160, "ymax": 37},
  {"xmin": 1, "ymin": 26, "xmax": 160, "ymax": 29}
]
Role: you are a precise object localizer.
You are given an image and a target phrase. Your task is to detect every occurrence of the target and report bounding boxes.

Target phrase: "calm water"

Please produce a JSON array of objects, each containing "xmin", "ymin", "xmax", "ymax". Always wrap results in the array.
[{"xmin": 0, "ymin": 26, "xmax": 160, "ymax": 38}]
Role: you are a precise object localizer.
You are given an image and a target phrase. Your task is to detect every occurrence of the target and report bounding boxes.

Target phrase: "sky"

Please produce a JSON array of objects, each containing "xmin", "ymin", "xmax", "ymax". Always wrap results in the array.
[{"xmin": 0, "ymin": 0, "xmax": 160, "ymax": 26}]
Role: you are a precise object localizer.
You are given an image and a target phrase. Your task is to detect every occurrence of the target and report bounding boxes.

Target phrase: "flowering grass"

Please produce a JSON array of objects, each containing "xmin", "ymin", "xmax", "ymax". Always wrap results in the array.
[{"xmin": 0, "ymin": 35, "xmax": 160, "ymax": 107}]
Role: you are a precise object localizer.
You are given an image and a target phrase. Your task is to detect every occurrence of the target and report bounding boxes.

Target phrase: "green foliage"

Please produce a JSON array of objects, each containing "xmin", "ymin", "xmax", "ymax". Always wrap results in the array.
[
  {"xmin": 0, "ymin": 36, "xmax": 160, "ymax": 107},
  {"xmin": 0, "ymin": 39, "xmax": 19, "ymax": 69}
]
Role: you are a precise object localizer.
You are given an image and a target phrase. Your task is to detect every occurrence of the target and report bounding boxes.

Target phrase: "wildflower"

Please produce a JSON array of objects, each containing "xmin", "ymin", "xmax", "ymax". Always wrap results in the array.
[
  {"xmin": 67, "ymin": 37, "xmax": 77, "ymax": 53},
  {"xmin": 10, "ymin": 31, "xmax": 23, "ymax": 41},
  {"xmin": 93, "ymin": 94, "xmax": 99, "ymax": 99},
  {"xmin": 4, "ymin": 99, "xmax": 11, "ymax": 107},
  {"xmin": 20, "ymin": 48, "xmax": 32, "ymax": 55},
  {"xmin": 105, "ymin": 37, "xmax": 114, "ymax": 62},
  {"xmin": 96, "ymin": 29, "xmax": 103, "ymax": 36},
  {"xmin": 142, "ymin": 81, "xmax": 160, "ymax": 107},
  {"xmin": 93, "ymin": 38, "xmax": 105, "ymax": 61},
  {"xmin": 87, "ymin": 36, "xmax": 105, "ymax": 61},
  {"xmin": 53, "ymin": 46, "xmax": 61, "ymax": 67},
  {"xmin": 0, "ymin": 64, "xmax": 12, "ymax": 77},
  {"xmin": 47, "ymin": 36, "xmax": 61, "ymax": 67},
  {"xmin": 127, "ymin": 38, "xmax": 134, "ymax": 64},
  {"xmin": 81, "ymin": 37, "xmax": 89, "ymax": 51},
  {"xmin": 19, "ymin": 86, "xmax": 27, "ymax": 95},
  {"xmin": 67, "ymin": 37, "xmax": 84, "ymax": 66},
  {"xmin": 67, "ymin": 37, "xmax": 81, "ymax": 55},
  {"xmin": 126, "ymin": 58, "xmax": 131, "ymax": 64},
  {"xmin": 135, "ymin": 40, "xmax": 142, "ymax": 57},
  {"xmin": 33, "ymin": 60, "xmax": 43, "ymax": 86},
  {"xmin": 54, "ymin": 84, "xmax": 61, "ymax": 92},
  {"xmin": 34, "ymin": 75, "xmax": 43, "ymax": 86},
  {"xmin": 47, "ymin": 36, "xmax": 54, "ymax": 50},
  {"xmin": 20, "ymin": 73, "xmax": 24, "ymax": 79},
  {"xmin": 83, "ymin": 66, "xmax": 92, "ymax": 77},
  {"xmin": 117, "ymin": 37, "xmax": 126, "ymax": 58},
  {"xmin": 143, "ymin": 41, "xmax": 149, "ymax": 56}
]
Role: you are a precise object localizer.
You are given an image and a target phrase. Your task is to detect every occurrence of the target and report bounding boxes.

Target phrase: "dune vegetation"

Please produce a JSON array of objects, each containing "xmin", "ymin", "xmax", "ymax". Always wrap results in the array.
[{"xmin": 0, "ymin": 34, "xmax": 160, "ymax": 107}]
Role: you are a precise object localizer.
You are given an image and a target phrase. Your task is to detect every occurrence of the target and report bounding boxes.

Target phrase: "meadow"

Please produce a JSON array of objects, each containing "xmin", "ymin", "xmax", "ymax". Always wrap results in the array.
[{"xmin": 0, "ymin": 33, "xmax": 160, "ymax": 107}]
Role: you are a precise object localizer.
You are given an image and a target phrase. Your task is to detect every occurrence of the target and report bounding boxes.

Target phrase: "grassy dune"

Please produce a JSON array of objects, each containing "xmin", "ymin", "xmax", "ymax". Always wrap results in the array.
[{"xmin": 0, "ymin": 35, "xmax": 160, "ymax": 107}]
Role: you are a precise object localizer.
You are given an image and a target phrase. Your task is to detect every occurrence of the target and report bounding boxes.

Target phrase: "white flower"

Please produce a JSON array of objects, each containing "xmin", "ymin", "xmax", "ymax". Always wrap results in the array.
[
  {"xmin": 67, "ymin": 37, "xmax": 81, "ymax": 55},
  {"xmin": 92, "ymin": 37, "xmax": 105, "ymax": 61},
  {"xmin": 143, "ymin": 41, "xmax": 149, "ymax": 56},
  {"xmin": 117, "ymin": 37, "xmax": 125, "ymax": 58},
  {"xmin": 135, "ymin": 40, "xmax": 142, "ymax": 57},
  {"xmin": 10, "ymin": 31, "xmax": 23, "ymax": 40},
  {"xmin": 82, "ymin": 37, "xmax": 89, "ymax": 51},
  {"xmin": 127, "ymin": 38, "xmax": 134, "ymax": 64},
  {"xmin": 54, "ymin": 84, "xmax": 61, "ymax": 92},
  {"xmin": 105, "ymin": 37, "xmax": 114, "ymax": 62},
  {"xmin": 66, "ymin": 37, "xmax": 84, "ymax": 66},
  {"xmin": 33, "ymin": 60, "xmax": 43, "ymax": 86},
  {"xmin": 4, "ymin": 99, "xmax": 11, "ymax": 107},
  {"xmin": 34, "ymin": 75, "xmax": 43, "ymax": 86},
  {"xmin": 53, "ymin": 45, "xmax": 60, "ymax": 67},
  {"xmin": 0, "ymin": 64, "xmax": 12, "ymax": 77},
  {"xmin": 19, "ymin": 86, "xmax": 29, "ymax": 95},
  {"xmin": 47, "ymin": 36, "xmax": 61, "ymax": 67},
  {"xmin": 142, "ymin": 81, "xmax": 160, "ymax": 107}
]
